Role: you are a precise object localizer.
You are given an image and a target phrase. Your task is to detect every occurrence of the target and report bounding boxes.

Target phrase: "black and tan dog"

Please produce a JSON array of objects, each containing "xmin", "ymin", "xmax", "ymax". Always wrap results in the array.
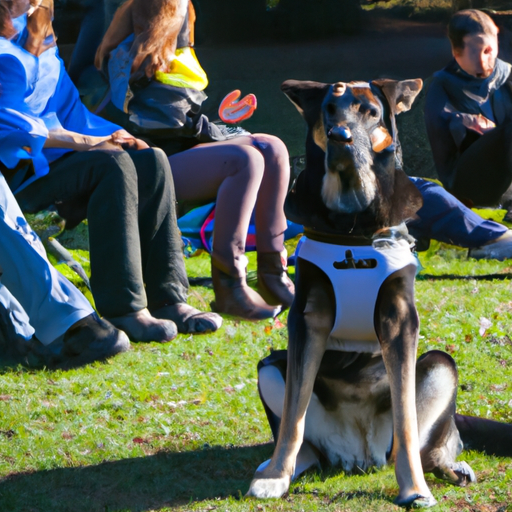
[{"xmin": 246, "ymin": 79, "xmax": 512, "ymax": 506}]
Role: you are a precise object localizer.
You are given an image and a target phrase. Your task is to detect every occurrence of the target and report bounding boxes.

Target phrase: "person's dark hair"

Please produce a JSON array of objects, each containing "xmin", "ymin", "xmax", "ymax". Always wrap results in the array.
[{"xmin": 448, "ymin": 9, "xmax": 498, "ymax": 51}]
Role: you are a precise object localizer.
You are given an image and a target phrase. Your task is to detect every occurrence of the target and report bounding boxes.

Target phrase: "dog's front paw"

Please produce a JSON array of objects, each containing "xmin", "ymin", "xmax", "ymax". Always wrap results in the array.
[
  {"xmin": 394, "ymin": 492, "xmax": 437, "ymax": 508},
  {"xmin": 246, "ymin": 475, "xmax": 291, "ymax": 498}
]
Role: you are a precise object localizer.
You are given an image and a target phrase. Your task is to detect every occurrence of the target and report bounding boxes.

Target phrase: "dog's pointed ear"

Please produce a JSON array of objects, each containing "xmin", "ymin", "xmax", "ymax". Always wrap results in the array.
[
  {"xmin": 371, "ymin": 78, "xmax": 423, "ymax": 115},
  {"xmin": 281, "ymin": 79, "xmax": 330, "ymax": 126}
]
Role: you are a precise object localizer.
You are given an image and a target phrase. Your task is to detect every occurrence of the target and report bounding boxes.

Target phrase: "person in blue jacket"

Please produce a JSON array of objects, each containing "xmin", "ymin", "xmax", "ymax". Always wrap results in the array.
[{"xmin": 0, "ymin": 0, "xmax": 221, "ymax": 343}]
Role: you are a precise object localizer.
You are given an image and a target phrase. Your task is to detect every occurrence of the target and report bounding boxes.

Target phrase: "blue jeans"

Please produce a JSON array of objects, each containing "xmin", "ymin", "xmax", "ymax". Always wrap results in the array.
[
  {"xmin": 0, "ymin": 174, "xmax": 93, "ymax": 344},
  {"xmin": 407, "ymin": 177, "xmax": 507, "ymax": 249}
]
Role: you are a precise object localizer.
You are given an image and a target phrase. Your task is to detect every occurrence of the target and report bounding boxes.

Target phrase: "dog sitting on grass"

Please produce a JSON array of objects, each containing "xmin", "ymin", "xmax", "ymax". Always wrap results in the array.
[{"xmin": 246, "ymin": 79, "xmax": 512, "ymax": 507}]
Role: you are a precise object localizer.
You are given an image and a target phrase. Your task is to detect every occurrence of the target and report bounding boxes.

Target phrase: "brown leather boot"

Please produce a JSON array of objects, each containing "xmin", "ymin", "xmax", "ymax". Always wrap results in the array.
[
  {"xmin": 257, "ymin": 251, "xmax": 295, "ymax": 308},
  {"xmin": 211, "ymin": 253, "xmax": 281, "ymax": 320}
]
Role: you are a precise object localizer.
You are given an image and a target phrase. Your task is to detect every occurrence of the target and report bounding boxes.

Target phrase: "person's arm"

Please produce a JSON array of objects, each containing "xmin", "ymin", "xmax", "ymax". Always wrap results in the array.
[
  {"xmin": 46, "ymin": 60, "xmax": 149, "ymax": 150},
  {"xmin": 44, "ymin": 128, "xmax": 149, "ymax": 151},
  {"xmin": 43, "ymin": 128, "xmax": 115, "ymax": 151},
  {"xmin": 0, "ymin": 54, "xmax": 49, "ymax": 169},
  {"xmin": 94, "ymin": 0, "xmax": 135, "ymax": 71}
]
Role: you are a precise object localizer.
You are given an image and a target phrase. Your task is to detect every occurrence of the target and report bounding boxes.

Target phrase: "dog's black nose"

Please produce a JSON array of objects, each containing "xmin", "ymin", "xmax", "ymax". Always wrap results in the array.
[{"xmin": 328, "ymin": 126, "xmax": 352, "ymax": 143}]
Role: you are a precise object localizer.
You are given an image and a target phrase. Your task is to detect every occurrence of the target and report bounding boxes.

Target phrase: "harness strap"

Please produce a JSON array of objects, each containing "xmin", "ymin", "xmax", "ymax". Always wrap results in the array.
[{"xmin": 303, "ymin": 227, "xmax": 373, "ymax": 246}]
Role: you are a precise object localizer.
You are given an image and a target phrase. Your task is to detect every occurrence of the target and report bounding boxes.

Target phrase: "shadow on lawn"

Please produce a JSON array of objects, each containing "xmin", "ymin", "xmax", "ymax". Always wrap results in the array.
[{"xmin": 0, "ymin": 443, "xmax": 274, "ymax": 511}]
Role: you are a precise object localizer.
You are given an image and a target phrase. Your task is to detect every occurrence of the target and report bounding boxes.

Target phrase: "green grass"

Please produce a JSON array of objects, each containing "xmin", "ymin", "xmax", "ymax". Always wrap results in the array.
[{"xmin": 1, "ymin": 216, "xmax": 512, "ymax": 511}]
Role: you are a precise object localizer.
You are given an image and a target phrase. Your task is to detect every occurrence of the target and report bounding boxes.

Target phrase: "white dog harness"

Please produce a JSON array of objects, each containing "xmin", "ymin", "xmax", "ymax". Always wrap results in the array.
[{"xmin": 297, "ymin": 236, "xmax": 417, "ymax": 353}]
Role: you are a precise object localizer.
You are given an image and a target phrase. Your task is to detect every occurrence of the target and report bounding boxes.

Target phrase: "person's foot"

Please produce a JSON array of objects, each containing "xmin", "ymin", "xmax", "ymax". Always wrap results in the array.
[
  {"xmin": 257, "ymin": 251, "xmax": 295, "ymax": 308},
  {"xmin": 58, "ymin": 313, "xmax": 130, "ymax": 368},
  {"xmin": 151, "ymin": 303, "xmax": 222, "ymax": 334},
  {"xmin": 469, "ymin": 230, "xmax": 512, "ymax": 260},
  {"xmin": 211, "ymin": 267, "xmax": 281, "ymax": 320},
  {"xmin": 107, "ymin": 308, "xmax": 177, "ymax": 343}
]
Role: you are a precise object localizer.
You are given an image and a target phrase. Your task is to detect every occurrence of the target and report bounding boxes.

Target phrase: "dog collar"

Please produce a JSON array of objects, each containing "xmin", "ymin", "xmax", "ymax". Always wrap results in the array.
[{"xmin": 303, "ymin": 227, "xmax": 373, "ymax": 246}]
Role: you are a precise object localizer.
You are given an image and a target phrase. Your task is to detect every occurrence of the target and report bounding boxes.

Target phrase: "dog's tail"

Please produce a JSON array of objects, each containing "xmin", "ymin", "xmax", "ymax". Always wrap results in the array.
[{"xmin": 455, "ymin": 414, "xmax": 512, "ymax": 457}]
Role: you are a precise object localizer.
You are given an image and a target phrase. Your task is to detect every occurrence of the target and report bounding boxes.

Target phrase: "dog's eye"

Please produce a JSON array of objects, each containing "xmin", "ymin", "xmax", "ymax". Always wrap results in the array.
[
  {"xmin": 368, "ymin": 108, "xmax": 378, "ymax": 118},
  {"xmin": 326, "ymin": 103, "xmax": 337, "ymax": 116},
  {"xmin": 352, "ymin": 102, "xmax": 362, "ymax": 113}
]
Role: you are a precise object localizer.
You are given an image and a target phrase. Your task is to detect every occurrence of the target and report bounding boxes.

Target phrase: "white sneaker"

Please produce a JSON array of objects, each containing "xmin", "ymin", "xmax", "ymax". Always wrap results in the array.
[
  {"xmin": 469, "ymin": 230, "xmax": 512, "ymax": 261},
  {"xmin": 217, "ymin": 124, "xmax": 251, "ymax": 139}
]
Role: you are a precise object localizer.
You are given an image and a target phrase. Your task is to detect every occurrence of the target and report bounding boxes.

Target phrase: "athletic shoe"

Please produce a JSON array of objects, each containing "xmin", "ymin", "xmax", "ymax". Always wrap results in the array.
[
  {"xmin": 217, "ymin": 124, "xmax": 251, "ymax": 139},
  {"xmin": 469, "ymin": 230, "xmax": 512, "ymax": 261}
]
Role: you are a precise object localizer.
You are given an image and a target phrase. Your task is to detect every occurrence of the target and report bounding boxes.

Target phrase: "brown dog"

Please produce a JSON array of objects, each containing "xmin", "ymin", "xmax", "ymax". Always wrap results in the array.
[{"xmin": 246, "ymin": 79, "xmax": 512, "ymax": 506}]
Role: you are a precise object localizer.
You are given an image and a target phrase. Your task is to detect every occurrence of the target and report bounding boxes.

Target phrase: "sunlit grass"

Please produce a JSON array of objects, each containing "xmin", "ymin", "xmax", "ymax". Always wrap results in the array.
[{"xmin": 1, "ymin": 215, "xmax": 512, "ymax": 510}]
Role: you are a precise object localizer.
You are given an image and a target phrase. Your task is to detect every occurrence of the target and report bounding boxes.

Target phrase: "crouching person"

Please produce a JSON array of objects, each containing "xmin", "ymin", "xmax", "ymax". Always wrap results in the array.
[{"xmin": 0, "ymin": 0, "xmax": 221, "ymax": 342}]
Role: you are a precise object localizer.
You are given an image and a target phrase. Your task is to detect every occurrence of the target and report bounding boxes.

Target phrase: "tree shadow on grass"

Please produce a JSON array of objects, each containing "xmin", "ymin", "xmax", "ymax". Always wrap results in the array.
[{"xmin": 0, "ymin": 443, "xmax": 274, "ymax": 511}]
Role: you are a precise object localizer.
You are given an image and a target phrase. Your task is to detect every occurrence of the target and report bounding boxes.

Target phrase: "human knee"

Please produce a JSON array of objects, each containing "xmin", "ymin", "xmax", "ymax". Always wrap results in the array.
[
  {"xmin": 229, "ymin": 144, "xmax": 265, "ymax": 180},
  {"xmin": 98, "ymin": 151, "xmax": 138, "ymax": 182},
  {"xmin": 253, "ymin": 134, "xmax": 290, "ymax": 170},
  {"xmin": 139, "ymin": 148, "xmax": 173, "ymax": 185}
]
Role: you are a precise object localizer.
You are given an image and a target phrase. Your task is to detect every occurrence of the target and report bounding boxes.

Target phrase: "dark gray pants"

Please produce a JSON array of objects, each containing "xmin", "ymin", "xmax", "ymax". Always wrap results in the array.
[
  {"xmin": 16, "ymin": 148, "xmax": 188, "ymax": 317},
  {"xmin": 450, "ymin": 123, "xmax": 512, "ymax": 207}
]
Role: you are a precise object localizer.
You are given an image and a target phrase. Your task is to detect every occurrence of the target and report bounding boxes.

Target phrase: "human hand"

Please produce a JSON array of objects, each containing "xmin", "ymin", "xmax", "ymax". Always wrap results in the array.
[
  {"xmin": 461, "ymin": 113, "xmax": 496, "ymax": 135},
  {"xmin": 110, "ymin": 129, "xmax": 150, "ymax": 150}
]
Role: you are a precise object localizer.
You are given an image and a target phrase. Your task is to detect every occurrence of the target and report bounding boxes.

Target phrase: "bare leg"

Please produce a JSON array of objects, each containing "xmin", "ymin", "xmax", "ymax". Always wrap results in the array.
[
  {"xmin": 251, "ymin": 134, "xmax": 290, "ymax": 253},
  {"xmin": 170, "ymin": 134, "xmax": 290, "ymax": 256},
  {"xmin": 169, "ymin": 138, "xmax": 280, "ymax": 319},
  {"xmin": 251, "ymin": 135, "xmax": 295, "ymax": 308},
  {"xmin": 170, "ymin": 134, "xmax": 294, "ymax": 313},
  {"xmin": 169, "ymin": 136, "xmax": 266, "ymax": 262}
]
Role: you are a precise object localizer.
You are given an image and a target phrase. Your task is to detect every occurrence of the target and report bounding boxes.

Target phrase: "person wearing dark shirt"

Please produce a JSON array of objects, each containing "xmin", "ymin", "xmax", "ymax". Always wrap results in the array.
[{"xmin": 425, "ymin": 9, "xmax": 512, "ymax": 209}]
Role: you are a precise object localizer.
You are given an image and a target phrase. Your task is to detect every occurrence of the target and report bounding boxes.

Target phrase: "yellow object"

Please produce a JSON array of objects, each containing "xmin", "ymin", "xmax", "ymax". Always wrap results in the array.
[{"xmin": 155, "ymin": 47, "xmax": 208, "ymax": 91}]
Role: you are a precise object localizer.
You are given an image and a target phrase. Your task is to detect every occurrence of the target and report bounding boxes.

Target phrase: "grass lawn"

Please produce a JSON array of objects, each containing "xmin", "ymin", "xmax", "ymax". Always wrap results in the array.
[{"xmin": 1, "ymin": 208, "xmax": 512, "ymax": 512}]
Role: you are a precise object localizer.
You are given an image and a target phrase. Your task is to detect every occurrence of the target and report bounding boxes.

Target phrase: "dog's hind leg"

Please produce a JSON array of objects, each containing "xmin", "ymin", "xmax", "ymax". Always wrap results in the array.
[
  {"xmin": 415, "ymin": 350, "xmax": 476, "ymax": 486},
  {"xmin": 375, "ymin": 264, "xmax": 436, "ymax": 508},
  {"xmin": 247, "ymin": 259, "xmax": 334, "ymax": 498}
]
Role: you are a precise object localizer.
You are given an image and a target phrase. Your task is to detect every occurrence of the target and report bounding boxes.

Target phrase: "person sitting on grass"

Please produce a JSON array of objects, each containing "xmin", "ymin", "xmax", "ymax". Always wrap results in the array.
[
  {"xmin": 0, "ymin": 0, "xmax": 221, "ymax": 343},
  {"xmin": 423, "ymin": 8, "xmax": 512, "ymax": 259},
  {"xmin": 92, "ymin": 0, "xmax": 295, "ymax": 321},
  {"xmin": 0, "ymin": 152, "xmax": 130, "ymax": 368}
]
